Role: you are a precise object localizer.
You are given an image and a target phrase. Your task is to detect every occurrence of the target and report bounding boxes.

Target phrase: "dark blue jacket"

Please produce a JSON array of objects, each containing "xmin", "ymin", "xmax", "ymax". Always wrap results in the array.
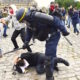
[
  {"xmin": 72, "ymin": 11, "xmax": 79, "ymax": 25},
  {"xmin": 25, "ymin": 16, "xmax": 67, "ymax": 42},
  {"xmin": 68, "ymin": 8, "xmax": 73, "ymax": 17}
]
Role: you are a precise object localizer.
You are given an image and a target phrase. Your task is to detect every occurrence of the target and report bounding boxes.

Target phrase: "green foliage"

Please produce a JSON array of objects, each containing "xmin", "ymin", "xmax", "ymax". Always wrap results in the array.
[
  {"xmin": 75, "ymin": 2, "xmax": 80, "ymax": 9},
  {"xmin": 55, "ymin": 0, "xmax": 80, "ymax": 9}
]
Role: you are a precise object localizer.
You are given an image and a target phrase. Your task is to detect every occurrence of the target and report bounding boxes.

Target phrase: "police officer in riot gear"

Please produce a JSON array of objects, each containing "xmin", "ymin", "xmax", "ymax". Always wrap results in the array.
[{"xmin": 16, "ymin": 8, "xmax": 69, "ymax": 80}]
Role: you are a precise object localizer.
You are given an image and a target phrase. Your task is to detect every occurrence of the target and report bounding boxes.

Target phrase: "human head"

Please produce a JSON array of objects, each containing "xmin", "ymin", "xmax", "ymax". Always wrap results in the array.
[
  {"xmin": 16, "ymin": 8, "xmax": 28, "ymax": 22},
  {"xmin": 9, "ymin": 7, "xmax": 14, "ymax": 15},
  {"xmin": 14, "ymin": 57, "xmax": 29, "ymax": 73},
  {"xmin": 55, "ymin": 3, "xmax": 59, "ymax": 9},
  {"xmin": 50, "ymin": 1, "xmax": 55, "ymax": 12},
  {"xmin": 9, "ymin": 4, "xmax": 17, "ymax": 15},
  {"xmin": 16, "ymin": 59, "xmax": 25, "ymax": 66}
]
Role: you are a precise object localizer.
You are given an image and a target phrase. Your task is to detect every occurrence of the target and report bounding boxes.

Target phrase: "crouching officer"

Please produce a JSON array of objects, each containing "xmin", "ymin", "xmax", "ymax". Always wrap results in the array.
[{"xmin": 16, "ymin": 8, "xmax": 69, "ymax": 80}]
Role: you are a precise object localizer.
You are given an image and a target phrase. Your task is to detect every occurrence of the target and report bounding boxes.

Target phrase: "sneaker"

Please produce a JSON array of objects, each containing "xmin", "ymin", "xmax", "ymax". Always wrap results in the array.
[
  {"xmin": 13, "ymin": 47, "xmax": 19, "ymax": 50},
  {"xmin": 3, "ymin": 34, "xmax": 8, "ymax": 37},
  {"xmin": 76, "ymin": 32, "xmax": 79, "ymax": 35}
]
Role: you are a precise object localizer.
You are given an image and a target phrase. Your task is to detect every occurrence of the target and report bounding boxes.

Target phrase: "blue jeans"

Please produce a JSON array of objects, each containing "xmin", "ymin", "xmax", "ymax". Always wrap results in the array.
[
  {"xmin": 67, "ymin": 16, "xmax": 72, "ymax": 28},
  {"xmin": 73, "ymin": 23, "xmax": 79, "ymax": 33},
  {"xmin": 3, "ymin": 24, "xmax": 8, "ymax": 35}
]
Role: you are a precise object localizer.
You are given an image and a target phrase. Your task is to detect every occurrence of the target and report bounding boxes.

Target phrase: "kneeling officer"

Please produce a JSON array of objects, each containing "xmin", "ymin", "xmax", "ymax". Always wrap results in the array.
[{"xmin": 16, "ymin": 8, "xmax": 69, "ymax": 80}]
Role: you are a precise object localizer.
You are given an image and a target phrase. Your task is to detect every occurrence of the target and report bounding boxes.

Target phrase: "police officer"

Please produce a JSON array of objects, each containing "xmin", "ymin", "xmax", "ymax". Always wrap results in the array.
[{"xmin": 16, "ymin": 8, "xmax": 69, "ymax": 80}]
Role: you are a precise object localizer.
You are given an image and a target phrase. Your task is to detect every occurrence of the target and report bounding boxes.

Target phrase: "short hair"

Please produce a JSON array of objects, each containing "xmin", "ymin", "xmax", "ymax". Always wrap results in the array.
[
  {"xmin": 50, "ymin": 2, "xmax": 54, "ymax": 5},
  {"xmin": 17, "ymin": 59, "xmax": 25, "ymax": 66}
]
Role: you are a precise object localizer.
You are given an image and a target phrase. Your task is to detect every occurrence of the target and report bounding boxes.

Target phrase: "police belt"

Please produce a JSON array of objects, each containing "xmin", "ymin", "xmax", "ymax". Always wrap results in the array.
[{"xmin": 47, "ymin": 31, "xmax": 59, "ymax": 40}]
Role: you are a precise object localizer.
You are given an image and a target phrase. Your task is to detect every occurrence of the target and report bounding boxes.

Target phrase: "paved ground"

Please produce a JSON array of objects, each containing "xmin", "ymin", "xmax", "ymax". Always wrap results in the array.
[{"xmin": 0, "ymin": 26, "xmax": 80, "ymax": 80}]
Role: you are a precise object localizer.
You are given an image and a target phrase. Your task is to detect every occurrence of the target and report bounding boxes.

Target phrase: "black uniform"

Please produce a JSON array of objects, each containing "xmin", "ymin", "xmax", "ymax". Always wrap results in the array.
[{"xmin": 14, "ymin": 52, "xmax": 69, "ymax": 75}]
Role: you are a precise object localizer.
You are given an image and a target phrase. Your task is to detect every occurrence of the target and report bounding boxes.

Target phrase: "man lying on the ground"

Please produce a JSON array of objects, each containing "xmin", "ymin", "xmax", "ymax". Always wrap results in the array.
[{"xmin": 13, "ymin": 52, "xmax": 69, "ymax": 80}]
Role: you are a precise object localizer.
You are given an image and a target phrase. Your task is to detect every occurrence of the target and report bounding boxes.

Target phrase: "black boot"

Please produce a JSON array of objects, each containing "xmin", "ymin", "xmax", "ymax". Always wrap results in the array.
[
  {"xmin": 54, "ymin": 63, "xmax": 59, "ymax": 72},
  {"xmin": 62, "ymin": 32, "xmax": 70, "ymax": 36},
  {"xmin": 45, "ymin": 57, "xmax": 54, "ymax": 80},
  {"xmin": 13, "ymin": 47, "xmax": 19, "ymax": 50}
]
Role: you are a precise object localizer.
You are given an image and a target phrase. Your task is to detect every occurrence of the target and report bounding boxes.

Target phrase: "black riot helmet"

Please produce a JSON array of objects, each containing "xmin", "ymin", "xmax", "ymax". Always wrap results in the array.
[{"xmin": 16, "ymin": 8, "xmax": 28, "ymax": 22}]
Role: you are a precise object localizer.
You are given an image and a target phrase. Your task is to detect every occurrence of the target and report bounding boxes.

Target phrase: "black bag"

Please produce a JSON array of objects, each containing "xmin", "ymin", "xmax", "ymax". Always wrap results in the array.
[{"xmin": 32, "ymin": 23, "xmax": 50, "ymax": 41}]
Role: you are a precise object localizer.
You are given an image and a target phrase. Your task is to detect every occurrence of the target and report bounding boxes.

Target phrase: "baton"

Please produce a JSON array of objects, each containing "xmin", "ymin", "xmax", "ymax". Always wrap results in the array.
[
  {"xmin": 64, "ymin": 36, "xmax": 72, "ymax": 46},
  {"xmin": 3, "ymin": 44, "xmax": 33, "ymax": 55}
]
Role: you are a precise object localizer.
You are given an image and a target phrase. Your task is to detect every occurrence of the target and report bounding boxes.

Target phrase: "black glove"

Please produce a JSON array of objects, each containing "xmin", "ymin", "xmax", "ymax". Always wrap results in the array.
[
  {"xmin": 23, "ymin": 41, "xmax": 29, "ymax": 49},
  {"xmin": 22, "ymin": 42, "xmax": 32, "ymax": 52},
  {"xmin": 22, "ymin": 43, "xmax": 27, "ymax": 49},
  {"xmin": 62, "ymin": 32, "xmax": 70, "ymax": 36}
]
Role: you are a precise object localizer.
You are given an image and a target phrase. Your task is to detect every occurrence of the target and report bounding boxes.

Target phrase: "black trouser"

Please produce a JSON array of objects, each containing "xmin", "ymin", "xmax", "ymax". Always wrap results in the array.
[
  {"xmin": 11, "ymin": 28, "xmax": 25, "ymax": 48},
  {"xmin": 36, "ymin": 53, "xmax": 46, "ymax": 74}
]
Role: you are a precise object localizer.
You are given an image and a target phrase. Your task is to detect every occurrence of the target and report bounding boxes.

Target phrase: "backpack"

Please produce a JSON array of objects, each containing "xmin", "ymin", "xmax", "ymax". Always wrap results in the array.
[{"xmin": 32, "ymin": 22, "xmax": 50, "ymax": 41}]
